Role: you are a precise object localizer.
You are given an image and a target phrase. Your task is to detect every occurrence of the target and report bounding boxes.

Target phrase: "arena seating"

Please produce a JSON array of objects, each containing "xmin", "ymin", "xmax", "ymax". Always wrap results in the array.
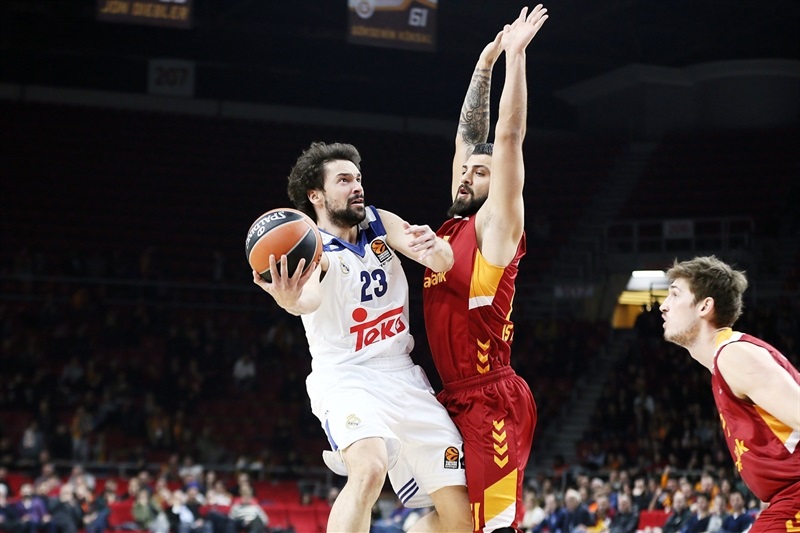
[{"xmin": 615, "ymin": 128, "xmax": 799, "ymax": 234}]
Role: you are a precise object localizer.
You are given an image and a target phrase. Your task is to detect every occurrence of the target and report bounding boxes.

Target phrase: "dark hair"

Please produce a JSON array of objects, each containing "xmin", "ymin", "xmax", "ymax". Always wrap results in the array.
[
  {"xmin": 666, "ymin": 255, "xmax": 748, "ymax": 328},
  {"xmin": 471, "ymin": 142, "xmax": 493, "ymax": 157},
  {"xmin": 286, "ymin": 142, "xmax": 362, "ymax": 221}
]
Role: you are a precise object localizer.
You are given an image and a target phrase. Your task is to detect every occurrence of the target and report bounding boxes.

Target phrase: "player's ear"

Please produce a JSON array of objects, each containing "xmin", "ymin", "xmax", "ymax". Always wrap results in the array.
[
  {"xmin": 308, "ymin": 189, "xmax": 322, "ymax": 206},
  {"xmin": 698, "ymin": 297, "xmax": 714, "ymax": 316}
]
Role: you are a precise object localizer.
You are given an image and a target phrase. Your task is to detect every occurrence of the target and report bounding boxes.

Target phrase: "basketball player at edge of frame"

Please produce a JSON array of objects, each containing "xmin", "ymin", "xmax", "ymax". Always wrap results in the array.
[
  {"xmin": 252, "ymin": 141, "xmax": 472, "ymax": 533},
  {"xmin": 422, "ymin": 5, "xmax": 547, "ymax": 532},
  {"xmin": 660, "ymin": 256, "xmax": 800, "ymax": 533}
]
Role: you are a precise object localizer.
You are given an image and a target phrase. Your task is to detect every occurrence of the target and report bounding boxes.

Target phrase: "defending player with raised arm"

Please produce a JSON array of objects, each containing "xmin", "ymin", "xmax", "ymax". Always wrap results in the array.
[
  {"xmin": 253, "ymin": 142, "xmax": 470, "ymax": 533},
  {"xmin": 422, "ymin": 6, "xmax": 548, "ymax": 532},
  {"xmin": 660, "ymin": 256, "xmax": 800, "ymax": 533}
]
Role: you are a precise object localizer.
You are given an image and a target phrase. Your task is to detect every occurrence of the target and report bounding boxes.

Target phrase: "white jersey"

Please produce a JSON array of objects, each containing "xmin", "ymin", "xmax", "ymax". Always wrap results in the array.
[{"xmin": 301, "ymin": 206, "xmax": 414, "ymax": 370}]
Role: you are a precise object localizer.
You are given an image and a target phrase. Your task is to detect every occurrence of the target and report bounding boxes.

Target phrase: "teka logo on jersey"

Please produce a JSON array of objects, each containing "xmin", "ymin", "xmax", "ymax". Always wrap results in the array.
[
  {"xmin": 370, "ymin": 238, "xmax": 393, "ymax": 265},
  {"xmin": 350, "ymin": 306, "xmax": 406, "ymax": 351}
]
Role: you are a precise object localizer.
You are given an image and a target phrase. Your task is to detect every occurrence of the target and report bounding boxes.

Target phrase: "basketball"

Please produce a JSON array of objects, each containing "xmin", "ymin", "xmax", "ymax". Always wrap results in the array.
[{"xmin": 246, "ymin": 208, "xmax": 322, "ymax": 283}]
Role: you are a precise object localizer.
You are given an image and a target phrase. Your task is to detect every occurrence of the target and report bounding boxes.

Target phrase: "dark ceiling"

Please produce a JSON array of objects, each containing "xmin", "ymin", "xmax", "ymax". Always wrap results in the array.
[{"xmin": 1, "ymin": 0, "xmax": 799, "ymax": 129}]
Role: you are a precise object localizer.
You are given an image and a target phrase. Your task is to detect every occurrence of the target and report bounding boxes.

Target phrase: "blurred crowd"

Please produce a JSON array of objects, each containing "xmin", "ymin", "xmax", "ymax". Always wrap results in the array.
[
  {"xmin": 2, "ymin": 245, "xmax": 797, "ymax": 533},
  {"xmin": 0, "ymin": 246, "xmax": 604, "ymax": 474},
  {"xmin": 0, "ymin": 461, "xmax": 339, "ymax": 533}
]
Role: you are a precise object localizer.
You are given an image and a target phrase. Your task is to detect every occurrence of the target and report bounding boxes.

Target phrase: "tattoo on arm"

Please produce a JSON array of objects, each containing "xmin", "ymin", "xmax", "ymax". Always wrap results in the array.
[{"xmin": 458, "ymin": 67, "xmax": 491, "ymax": 145}]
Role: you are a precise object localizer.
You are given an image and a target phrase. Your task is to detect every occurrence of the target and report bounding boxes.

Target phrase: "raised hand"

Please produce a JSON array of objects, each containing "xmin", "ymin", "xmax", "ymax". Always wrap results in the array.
[
  {"xmin": 478, "ymin": 29, "xmax": 505, "ymax": 68},
  {"xmin": 501, "ymin": 4, "xmax": 548, "ymax": 55}
]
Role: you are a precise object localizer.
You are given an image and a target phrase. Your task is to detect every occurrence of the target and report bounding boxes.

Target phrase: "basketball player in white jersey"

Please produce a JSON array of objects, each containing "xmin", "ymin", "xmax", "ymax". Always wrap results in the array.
[{"xmin": 252, "ymin": 142, "xmax": 470, "ymax": 533}]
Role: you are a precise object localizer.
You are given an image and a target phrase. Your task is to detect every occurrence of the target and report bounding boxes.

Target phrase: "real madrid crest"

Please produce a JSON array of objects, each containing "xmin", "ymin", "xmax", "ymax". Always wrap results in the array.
[
  {"xmin": 346, "ymin": 414, "xmax": 361, "ymax": 429},
  {"xmin": 339, "ymin": 257, "xmax": 350, "ymax": 274}
]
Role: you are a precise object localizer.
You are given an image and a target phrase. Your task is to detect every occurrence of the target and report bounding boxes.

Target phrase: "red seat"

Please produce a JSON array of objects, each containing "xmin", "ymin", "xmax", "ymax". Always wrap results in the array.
[
  {"xmin": 638, "ymin": 509, "xmax": 668, "ymax": 530},
  {"xmin": 6, "ymin": 473, "xmax": 32, "ymax": 495},
  {"xmin": 108, "ymin": 500, "xmax": 136, "ymax": 529},
  {"xmin": 287, "ymin": 507, "xmax": 325, "ymax": 533},
  {"xmin": 264, "ymin": 506, "xmax": 290, "ymax": 530}
]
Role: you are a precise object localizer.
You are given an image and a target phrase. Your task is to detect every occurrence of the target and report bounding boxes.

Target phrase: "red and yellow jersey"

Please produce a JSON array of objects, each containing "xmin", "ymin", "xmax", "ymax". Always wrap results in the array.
[
  {"xmin": 712, "ymin": 330, "xmax": 800, "ymax": 503},
  {"xmin": 422, "ymin": 215, "xmax": 525, "ymax": 385}
]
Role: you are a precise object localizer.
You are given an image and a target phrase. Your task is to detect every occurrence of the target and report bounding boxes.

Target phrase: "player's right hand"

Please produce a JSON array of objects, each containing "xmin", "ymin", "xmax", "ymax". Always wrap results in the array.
[
  {"xmin": 478, "ymin": 29, "xmax": 505, "ymax": 67},
  {"xmin": 252, "ymin": 254, "xmax": 316, "ymax": 308}
]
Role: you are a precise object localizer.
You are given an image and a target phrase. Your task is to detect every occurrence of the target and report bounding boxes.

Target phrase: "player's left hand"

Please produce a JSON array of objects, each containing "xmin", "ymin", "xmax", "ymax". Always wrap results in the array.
[
  {"xmin": 404, "ymin": 222, "xmax": 439, "ymax": 261},
  {"xmin": 502, "ymin": 4, "xmax": 548, "ymax": 54}
]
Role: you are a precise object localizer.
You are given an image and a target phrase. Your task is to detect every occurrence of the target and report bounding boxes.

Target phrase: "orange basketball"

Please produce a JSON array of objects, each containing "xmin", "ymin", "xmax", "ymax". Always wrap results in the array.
[{"xmin": 245, "ymin": 208, "xmax": 322, "ymax": 282}]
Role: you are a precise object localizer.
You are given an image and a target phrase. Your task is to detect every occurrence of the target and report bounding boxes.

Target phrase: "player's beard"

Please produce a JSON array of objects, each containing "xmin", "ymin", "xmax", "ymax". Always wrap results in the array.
[
  {"xmin": 327, "ymin": 196, "xmax": 366, "ymax": 228},
  {"xmin": 664, "ymin": 317, "xmax": 700, "ymax": 348},
  {"xmin": 447, "ymin": 187, "xmax": 487, "ymax": 217}
]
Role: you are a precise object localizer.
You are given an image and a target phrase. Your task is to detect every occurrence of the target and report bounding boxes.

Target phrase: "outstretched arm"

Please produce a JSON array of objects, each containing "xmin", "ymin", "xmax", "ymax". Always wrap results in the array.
[
  {"xmin": 452, "ymin": 30, "xmax": 504, "ymax": 201},
  {"xmin": 379, "ymin": 209, "xmax": 454, "ymax": 273},
  {"xmin": 477, "ymin": 4, "xmax": 547, "ymax": 267}
]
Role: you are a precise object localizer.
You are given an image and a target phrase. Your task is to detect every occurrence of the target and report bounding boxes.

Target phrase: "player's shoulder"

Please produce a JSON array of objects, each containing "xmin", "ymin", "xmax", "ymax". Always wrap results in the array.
[{"xmin": 716, "ymin": 339, "xmax": 774, "ymax": 389}]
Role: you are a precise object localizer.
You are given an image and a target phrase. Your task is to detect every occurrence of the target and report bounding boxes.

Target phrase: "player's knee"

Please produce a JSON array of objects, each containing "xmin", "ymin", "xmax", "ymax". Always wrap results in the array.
[
  {"xmin": 434, "ymin": 502, "xmax": 472, "ymax": 531},
  {"xmin": 346, "ymin": 454, "xmax": 387, "ymax": 498}
]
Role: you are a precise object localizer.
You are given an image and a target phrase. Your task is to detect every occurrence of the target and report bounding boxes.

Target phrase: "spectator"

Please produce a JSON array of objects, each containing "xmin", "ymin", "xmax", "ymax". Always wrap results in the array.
[
  {"xmin": 67, "ymin": 465, "xmax": 95, "ymax": 494},
  {"xmin": 720, "ymin": 492, "xmax": 754, "ymax": 533},
  {"xmin": 608, "ymin": 494, "xmax": 638, "ymax": 533},
  {"xmin": 326, "ymin": 486, "xmax": 340, "ymax": 508},
  {"xmin": 649, "ymin": 471, "xmax": 679, "ymax": 511},
  {"xmin": 0, "ymin": 440, "xmax": 16, "ymax": 471},
  {"xmin": 630, "ymin": 477, "xmax": 651, "ymax": 513},
  {"xmin": 195, "ymin": 427, "xmax": 227, "ymax": 466},
  {"xmin": 228, "ymin": 485, "xmax": 268, "ymax": 533},
  {"xmin": 0, "ymin": 468, "xmax": 13, "ymax": 498},
  {"xmin": 178, "ymin": 457, "xmax": 203, "ymax": 491},
  {"xmin": 48, "ymin": 426, "xmax": 72, "ymax": 462},
  {"xmin": 563, "ymin": 488, "xmax": 593, "ymax": 532},
  {"xmin": 14, "ymin": 483, "xmax": 48, "ymax": 533},
  {"xmin": 531, "ymin": 493, "xmax": 565, "ymax": 533},
  {"xmin": 653, "ymin": 491, "xmax": 691, "ymax": 533},
  {"xmin": 228, "ymin": 473, "xmax": 252, "ymax": 499},
  {"xmin": 33, "ymin": 464, "xmax": 59, "ymax": 496},
  {"xmin": 184, "ymin": 487, "xmax": 207, "ymax": 520},
  {"xmin": 370, "ymin": 499, "xmax": 422, "ymax": 533},
  {"xmin": 124, "ymin": 477, "xmax": 142, "ymax": 501},
  {"xmin": 683, "ymin": 492, "xmax": 712, "ymax": 533},
  {"xmin": 17, "ymin": 423, "xmax": 44, "ymax": 468},
  {"xmin": 168, "ymin": 490, "xmax": 210, "ymax": 533},
  {"xmin": 231, "ymin": 349, "xmax": 257, "ymax": 393},
  {"xmin": 0, "ymin": 485, "xmax": 20, "ymax": 533},
  {"xmin": 58, "ymin": 358, "xmax": 85, "ymax": 398},
  {"xmin": 707, "ymin": 493, "xmax": 727, "ymax": 533},
  {"xmin": 69, "ymin": 407, "xmax": 93, "ymax": 462},
  {"xmin": 587, "ymin": 494, "xmax": 614, "ymax": 532},
  {"xmin": 46, "ymin": 484, "xmax": 83, "ymax": 533},
  {"xmin": 520, "ymin": 487, "xmax": 546, "ymax": 532},
  {"xmin": 203, "ymin": 481, "xmax": 233, "ymax": 533},
  {"xmin": 146, "ymin": 406, "xmax": 172, "ymax": 450},
  {"xmin": 79, "ymin": 481, "xmax": 108, "ymax": 533},
  {"xmin": 133, "ymin": 487, "xmax": 169, "ymax": 533}
]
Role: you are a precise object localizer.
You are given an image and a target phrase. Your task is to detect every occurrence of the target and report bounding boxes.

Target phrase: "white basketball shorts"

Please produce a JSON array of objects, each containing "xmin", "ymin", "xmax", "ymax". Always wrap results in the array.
[{"xmin": 306, "ymin": 355, "xmax": 466, "ymax": 508}]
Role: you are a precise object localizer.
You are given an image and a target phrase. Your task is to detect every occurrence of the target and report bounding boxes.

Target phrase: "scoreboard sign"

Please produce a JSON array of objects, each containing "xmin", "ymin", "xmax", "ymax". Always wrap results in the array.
[
  {"xmin": 147, "ymin": 59, "xmax": 195, "ymax": 97},
  {"xmin": 347, "ymin": 0, "xmax": 437, "ymax": 52},
  {"xmin": 97, "ymin": 0, "xmax": 193, "ymax": 29}
]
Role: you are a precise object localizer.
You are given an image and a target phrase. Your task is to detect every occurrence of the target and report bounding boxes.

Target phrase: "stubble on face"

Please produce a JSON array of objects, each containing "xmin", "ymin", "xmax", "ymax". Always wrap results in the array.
[
  {"xmin": 325, "ymin": 196, "xmax": 365, "ymax": 228},
  {"xmin": 664, "ymin": 316, "xmax": 701, "ymax": 348}
]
